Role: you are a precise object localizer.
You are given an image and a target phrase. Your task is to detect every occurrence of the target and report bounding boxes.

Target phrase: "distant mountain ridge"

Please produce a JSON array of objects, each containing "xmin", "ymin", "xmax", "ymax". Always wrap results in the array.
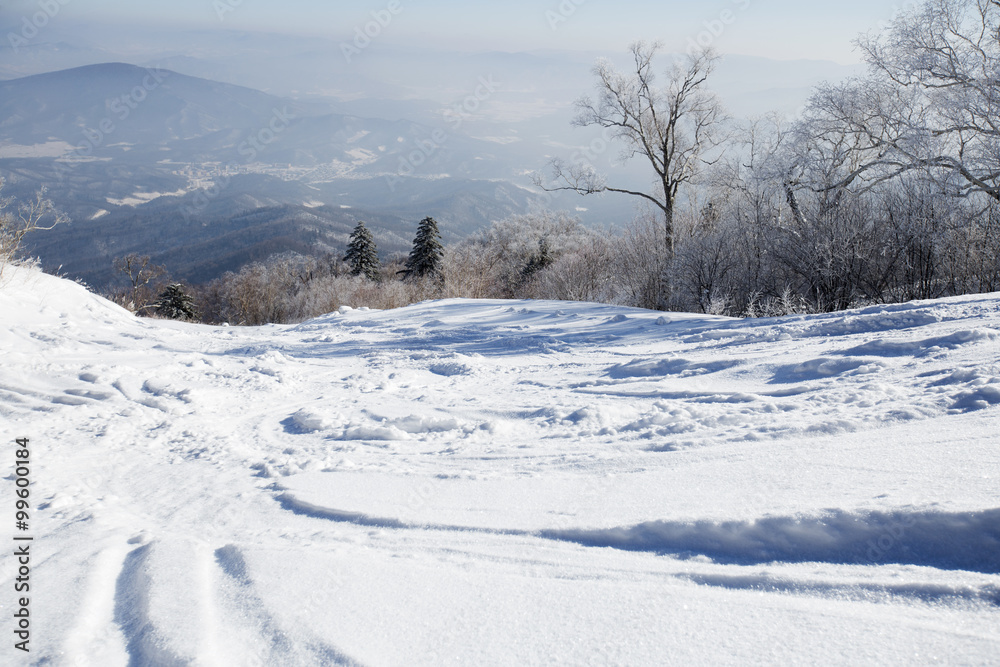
[
  {"xmin": 0, "ymin": 62, "xmax": 523, "ymax": 176},
  {"xmin": 0, "ymin": 63, "xmax": 298, "ymax": 150},
  {"xmin": 0, "ymin": 63, "xmax": 552, "ymax": 287}
]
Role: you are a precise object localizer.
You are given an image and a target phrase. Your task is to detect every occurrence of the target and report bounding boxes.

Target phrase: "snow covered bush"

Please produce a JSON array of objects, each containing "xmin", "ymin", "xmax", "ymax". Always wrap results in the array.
[
  {"xmin": 446, "ymin": 210, "xmax": 601, "ymax": 299},
  {"xmin": 106, "ymin": 253, "xmax": 169, "ymax": 314},
  {"xmin": 0, "ymin": 179, "xmax": 69, "ymax": 278},
  {"xmin": 525, "ymin": 234, "xmax": 618, "ymax": 303}
]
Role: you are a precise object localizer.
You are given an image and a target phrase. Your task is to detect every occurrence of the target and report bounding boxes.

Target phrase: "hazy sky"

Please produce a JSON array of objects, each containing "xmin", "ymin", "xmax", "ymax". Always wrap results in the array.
[{"xmin": 2, "ymin": 0, "xmax": 911, "ymax": 63}]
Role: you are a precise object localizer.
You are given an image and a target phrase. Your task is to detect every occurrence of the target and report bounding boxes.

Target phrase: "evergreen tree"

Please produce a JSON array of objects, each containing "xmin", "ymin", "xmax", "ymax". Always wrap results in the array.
[
  {"xmin": 522, "ymin": 236, "xmax": 554, "ymax": 281},
  {"xmin": 343, "ymin": 221, "xmax": 381, "ymax": 281},
  {"xmin": 154, "ymin": 284, "xmax": 199, "ymax": 321},
  {"xmin": 400, "ymin": 216, "xmax": 444, "ymax": 282}
]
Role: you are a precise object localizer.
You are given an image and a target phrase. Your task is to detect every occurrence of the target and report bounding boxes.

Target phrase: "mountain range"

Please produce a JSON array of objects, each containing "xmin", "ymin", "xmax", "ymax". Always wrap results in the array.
[
  {"xmin": 0, "ymin": 63, "xmax": 555, "ymax": 286},
  {"xmin": 0, "ymin": 45, "xmax": 860, "ymax": 288}
]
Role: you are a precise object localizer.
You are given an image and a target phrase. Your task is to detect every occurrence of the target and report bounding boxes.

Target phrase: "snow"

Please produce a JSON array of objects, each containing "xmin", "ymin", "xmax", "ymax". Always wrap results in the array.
[
  {"xmin": 2, "ymin": 264, "xmax": 999, "ymax": 665},
  {"xmin": 106, "ymin": 190, "xmax": 186, "ymax": 207},
  {"xmin": 345, "ymin": 131, "xmax": 371, "ymax": 144},
  {"xmin": 0, "ymin": 140, "xmax": 76, "ymax": 158},
  {"xmin": 345, "ymin": 148, "xmax": 378, "ymax": 165},
  {"xmin": 476, "ymin": 136, "xmax": 523, "ymax": 145}
]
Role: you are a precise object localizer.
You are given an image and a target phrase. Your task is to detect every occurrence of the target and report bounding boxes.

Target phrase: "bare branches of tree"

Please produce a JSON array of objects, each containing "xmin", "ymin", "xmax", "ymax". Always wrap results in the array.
[
  {"xmin": 799, "ymin": 0, "xmax": 1000, "ymax": 202},
  {"xmin": 0, "ymin": 178, "xmax": 70, "ymax": 275},
  {"xmin": 534, "ymin": 42, "xmax": 728, "ymax": 252},
  {"xmin": 112, "ymin": 253, "xmax": 167, "ymax": 313}
]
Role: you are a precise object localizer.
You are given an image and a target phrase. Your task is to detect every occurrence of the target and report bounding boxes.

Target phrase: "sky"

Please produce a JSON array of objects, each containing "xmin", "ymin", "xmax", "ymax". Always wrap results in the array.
[{"xmin": 1, "ymin": 0, "xmax": 913, "ymax": 64}]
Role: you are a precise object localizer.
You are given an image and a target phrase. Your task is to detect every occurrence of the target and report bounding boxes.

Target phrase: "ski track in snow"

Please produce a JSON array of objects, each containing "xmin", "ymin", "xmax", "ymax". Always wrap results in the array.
[{"xmin": 1, "ymin": 266, "xmax": 1000, "ymax": 665}]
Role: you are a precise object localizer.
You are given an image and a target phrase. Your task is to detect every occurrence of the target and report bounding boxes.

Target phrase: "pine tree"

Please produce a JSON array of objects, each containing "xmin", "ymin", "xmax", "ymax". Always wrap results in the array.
[
  {"xmin": 343, "ymin": 221, "xmax": 381, "ymax": 281},
  {"xmin": 400, "ymin": 216, "xmax": 444, "ymax": 282},
  {"xmin": 154, "ymin": 284, "xmax": 199, "ymax": 321},
  {"xmin": 522, "ymin": 236, "xmax": 554, "ymax": 281}
]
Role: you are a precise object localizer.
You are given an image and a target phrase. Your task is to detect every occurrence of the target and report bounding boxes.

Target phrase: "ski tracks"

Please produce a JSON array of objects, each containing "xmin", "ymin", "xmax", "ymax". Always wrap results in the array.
[
  {"xmin": 99, "ymin": 539, "xmax": 361, "ymax": 666},
  {"xmin": 213, "ymin": 544, "xmax": 363, "ymax": 666}
]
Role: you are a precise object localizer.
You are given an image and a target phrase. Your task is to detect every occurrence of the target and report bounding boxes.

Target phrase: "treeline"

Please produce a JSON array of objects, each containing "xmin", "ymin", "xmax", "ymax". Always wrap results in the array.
[
  {"xmin": 673, "ymin": 168, "xmax": 1000, "ymax": 316},
  {"xmin": 101, "ymin": 187, "xmax": 1000, "ymax": 326}
]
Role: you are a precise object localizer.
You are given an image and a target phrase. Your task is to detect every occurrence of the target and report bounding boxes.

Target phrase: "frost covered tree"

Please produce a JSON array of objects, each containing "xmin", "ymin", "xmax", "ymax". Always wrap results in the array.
[
  {"xmin": 112, "ymin": 253, "xmax": 167, "ymax": 313},
  {"xmin": 0, "ymin": 179, "xmax": 69, "ymax": 276},
  {"xmin": 401, "ymin": 217, "xmax": 444, "ymax": 282},
  {"xmin": 521, "ymin": 236, "xmax": 554, "ymax": 282},
  {"xmin": 535, "ymin": 42, "xmax": 728, "ymax": 252},
  {"xmin": 344, "ymin": 221, "xmax": 381, "ymax": 281},
  {"xmin": 798, "ymin": 0, "xmax": 1000, "ymax": 202},
  {"xmin": 444, "ymin": 211, "xmax": 589, "ymax": 298},
  {"xmin": 154, "ymin": 283, "xmax": 199, "ymax": 321}
]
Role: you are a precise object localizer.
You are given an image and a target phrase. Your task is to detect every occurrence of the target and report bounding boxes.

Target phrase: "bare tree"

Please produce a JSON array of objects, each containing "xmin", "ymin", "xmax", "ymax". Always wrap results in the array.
[
  {"xmin": 800, "ymin": 0, "xmax": 1000, "ymax": 202},
  {"xmin": 112, "ymin": 253, "xmax": 167, "ymax": 313},
  {"xmin": 534, "ymin": 42, "xmax": 728, "ymax": 252},
  {"xmin": 612, "ymin": 213, "xmax": 672, "ymax": 309},
  {"xmin": 0, "ymin": 179, "xmax": 69, "ymax": 276}
]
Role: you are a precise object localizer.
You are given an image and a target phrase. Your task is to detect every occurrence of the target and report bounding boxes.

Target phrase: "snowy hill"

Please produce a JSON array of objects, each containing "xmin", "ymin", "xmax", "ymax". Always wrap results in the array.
[{"xmin": 1, "ymin": 266, "xmax": 999, "ymax": 665}]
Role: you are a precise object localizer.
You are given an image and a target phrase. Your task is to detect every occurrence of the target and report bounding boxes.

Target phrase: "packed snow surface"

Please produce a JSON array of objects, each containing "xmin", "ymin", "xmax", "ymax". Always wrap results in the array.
[{"xmin": 1, "ymin": 265, "xmax": 999, "ymax": 665}]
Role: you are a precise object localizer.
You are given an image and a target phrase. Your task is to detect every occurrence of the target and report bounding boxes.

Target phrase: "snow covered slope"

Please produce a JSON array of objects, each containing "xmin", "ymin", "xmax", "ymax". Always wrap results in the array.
[{"xmin": 1, "ymin": 265, "xmax": 999, "ymax": 666}]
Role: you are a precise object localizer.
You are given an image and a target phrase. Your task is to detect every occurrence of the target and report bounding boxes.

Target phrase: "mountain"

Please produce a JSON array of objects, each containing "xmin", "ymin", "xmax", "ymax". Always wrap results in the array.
[
  {"xmin": 0, "ymin": 63, "xmax": 308, "ymax": 149},
  {"xmin": 0, "ymin": 63, "xmax": 556, "ymax": 287},
  {"xmin": 17, "ymin": 170, "xmax": 539, "ymax": 287},
  {"xmin": 0, "ymin": 63, "xmax": 526, "ymax": 175}
]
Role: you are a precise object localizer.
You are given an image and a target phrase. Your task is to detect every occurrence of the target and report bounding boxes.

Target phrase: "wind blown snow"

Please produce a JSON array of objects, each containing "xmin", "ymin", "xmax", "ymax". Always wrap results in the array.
[{"xmin": 1, "ymin": 265, "xmax": 999, "ymax": 665}]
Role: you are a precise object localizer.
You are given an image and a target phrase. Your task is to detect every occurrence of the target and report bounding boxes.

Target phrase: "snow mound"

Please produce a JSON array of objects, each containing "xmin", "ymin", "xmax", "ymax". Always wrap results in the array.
[
  {"xmin": 338, "ymin": 423, "xmax": 411, "ymax": 441},
  {"xmin": 773, "ymin": 357, "xmax": 886, "ymax": 382},
  {"xmin": 544, "ymin": 509, "xmax": 1000, "ymax": 574},
  {"xmin": 0, "ymin": 265, "xmax": 137, "ymax": 332},
  {"xmin": 279, "ymin": 471, "xmax": 1000, "ymax": 573},
  {"xmin": 608, "ymin": 357, "xmax": 742, "ymax": 378},
  {"xmin": 428, "ymin": 361, "xmax": 473, "ymax": 377},
  {"xmin": 288, "ymin": 409, "xmax": 337, "ymax": 433},
  {"xmin": 387, "ymin": 414, "xmax": 464, "ymax": 433},
  {"xmin": 843, "ymin": 329, "xmax": 998, "ymax": 357},
  {"xmin": 951, "ymin": 385, "xmax": 1000, "ymax": 412}
]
